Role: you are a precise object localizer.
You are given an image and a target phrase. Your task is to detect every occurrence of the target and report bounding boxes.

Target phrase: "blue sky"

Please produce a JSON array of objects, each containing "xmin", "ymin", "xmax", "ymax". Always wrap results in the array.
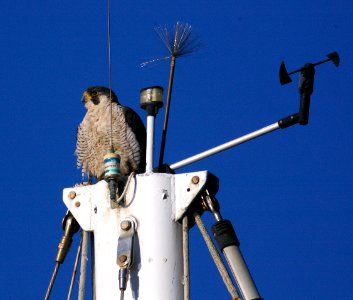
[{"xmin": 1, "ymin": 1, "xmax": 352, "ymax": 299}]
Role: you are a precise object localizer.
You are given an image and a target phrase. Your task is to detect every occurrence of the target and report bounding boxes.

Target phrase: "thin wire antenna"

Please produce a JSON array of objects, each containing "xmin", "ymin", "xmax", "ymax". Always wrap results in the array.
[
  {"xmin": 153, "ymin": 22, "xmax": 201, "ymax": 169},
  {"xmin": 107, "ymin": 0, "xmax": 114, "ymax": 151}
]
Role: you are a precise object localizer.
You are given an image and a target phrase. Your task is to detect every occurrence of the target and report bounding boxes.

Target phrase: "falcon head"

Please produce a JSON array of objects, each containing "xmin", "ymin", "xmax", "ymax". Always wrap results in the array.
[{"xmin": 82, "ymin": 86, "xmax": 119, "ymax": 110}]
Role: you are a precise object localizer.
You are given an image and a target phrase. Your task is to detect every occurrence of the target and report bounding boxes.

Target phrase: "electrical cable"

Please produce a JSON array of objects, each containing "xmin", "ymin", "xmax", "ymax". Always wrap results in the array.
[{"xmin": 115, "ymin": 172, "xmax": 135, "ymax": 204}]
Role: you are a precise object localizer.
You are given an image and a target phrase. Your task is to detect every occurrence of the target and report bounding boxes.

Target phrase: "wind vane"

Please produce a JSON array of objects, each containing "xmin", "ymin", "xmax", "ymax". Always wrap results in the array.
[{"xmin": 279, "ymin": 51, "xmax": 339, "ymax": 85}]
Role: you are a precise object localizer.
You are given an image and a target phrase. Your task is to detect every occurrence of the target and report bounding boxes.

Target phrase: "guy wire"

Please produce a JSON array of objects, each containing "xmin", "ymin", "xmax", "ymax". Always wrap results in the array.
[{"xmin": 107, "ymin": 0, "xmax": 113, "ymax": 151}]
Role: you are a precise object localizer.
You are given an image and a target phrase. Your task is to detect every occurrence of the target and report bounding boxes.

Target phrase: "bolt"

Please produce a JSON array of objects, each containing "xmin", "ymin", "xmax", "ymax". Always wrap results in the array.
[
  {"xmin": 69, "ymin": 191, "xmax": 76, "ymax": 199},
  {"xmin": 191, "ymin": 176, "xmax": 199, "ymax": 184},
  {"xmin": 118, "ymin": 255, "xmax": 128, "ymax": 264},
  {"xmin": 75, "ymin": 201, "xmax": 81, "ymax": 207},
  {"xmin": 120, "ymin": 220, "xmax": 132, "ymax": 231}
]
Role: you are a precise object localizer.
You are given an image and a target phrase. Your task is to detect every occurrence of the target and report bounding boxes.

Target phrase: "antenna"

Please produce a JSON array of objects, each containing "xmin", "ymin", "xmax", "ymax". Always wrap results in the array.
[{"xmin": 144, "ymin": 22, "xmax": 200, "ymax": 169}]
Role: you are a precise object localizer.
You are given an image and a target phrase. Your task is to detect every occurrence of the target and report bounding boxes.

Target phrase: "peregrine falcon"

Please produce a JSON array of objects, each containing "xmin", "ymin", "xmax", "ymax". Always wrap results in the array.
[{"xmin": 76, "ymin": 86, "xmax": 146, "ymax": 181}]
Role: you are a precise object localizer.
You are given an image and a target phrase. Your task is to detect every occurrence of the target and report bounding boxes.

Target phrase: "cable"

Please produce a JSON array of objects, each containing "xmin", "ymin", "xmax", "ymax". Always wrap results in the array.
[
  {"xmin": 67, "ymin": 234, "xmax": 83, "ymax": 300},
  {"xmin": 115, "ymin": 172, "xmax": 135, "ymax": 204},
  {"xmin": 78, "ymin": 231, "xmax": 89, "ymax": 300},
  {"xmin": 45, "ymin": 262, "xmax": 60, "ymax": 300},
  {"xmin": 45, "ymin": 212, "xmax": 80, "ymax": 300},
  {"xmin": 194, "ymin": 213, "xmax": 240, "ymax": 300},
  {"xmin": 182, "ymin": 216, "xmax": 190, "ymax": 300},
  {"xmin": 90, "ymin": 232, "xmax": 96, "ymax": 300}
]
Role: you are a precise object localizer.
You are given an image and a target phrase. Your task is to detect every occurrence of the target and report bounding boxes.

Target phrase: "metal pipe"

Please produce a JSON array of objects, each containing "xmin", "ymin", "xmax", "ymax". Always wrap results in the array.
[
  {"xmin": 223, "ymin": 246, "xmax": 261, "ymax": 300},
  {"xmin": 170, "ymin": 122, "xmax": 279, "ymax": 170},
  {"xmin": 146, "ymin": 115, "xmax": 155, "ymax": 173}
]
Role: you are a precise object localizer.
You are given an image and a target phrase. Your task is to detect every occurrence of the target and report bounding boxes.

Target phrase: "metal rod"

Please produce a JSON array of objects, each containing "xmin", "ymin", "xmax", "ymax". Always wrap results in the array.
[
  {"xmin": 78, "ymin": 231, "xmax": 89, "ymax": 300},
  {"xmin": 90, "ymin": 232, "xmax": 96, "ymax": 300},
  {"xmin": 194, "ymin": 213, "xmax": 240, "ymax": 300},
  {"xmin": 67, "ymin": 235, "xmax": 83, "ymax": 300},
  {"xmin": 45, "ymin": 262, "xmax": 60, "ymax": 300},
  {"xmin": 288, "ymin": 57, "xmax": 333, "ymax": 75},
  {"xmin": 107, "ymin": 0, "xmax": 115, "ymax": 151},
  {"xmin": 182, "ymin": 216, "xmax": 190, "ymax": 300},
  {"xmin": 159, "ymin": 55, "xmax": 176, "ymax": 167},
  {"xmin": 223, "ymin": 246, "xmax": 261, "ymax": 300},
  {"xmin": 170, "ymin": 122, "xmax": 280, "ymax": 170},
  {"xmin": 146, "ymin": 115, "xmax": 155, "ymax": 173}
]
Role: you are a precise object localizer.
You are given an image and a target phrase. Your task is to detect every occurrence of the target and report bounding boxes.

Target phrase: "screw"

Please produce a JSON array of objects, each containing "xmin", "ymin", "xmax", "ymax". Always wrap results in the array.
[
  {"xmin": 118, "ymin": 255, "xmax": 128, "ymax": 264},
  {"xmin": 120, "ymin": 220, "xmax": 132, "ymax": 231},
  {"xmin": 75, "ymin": 201, "xmax": 81, "ymax": 207},
  {"xmin": 69, "ymin": 191, "xmax": 76, "ymax": 199},
  {"xmin": 191, "ymin": 176, "xmax": 199, "ymax": 184}
]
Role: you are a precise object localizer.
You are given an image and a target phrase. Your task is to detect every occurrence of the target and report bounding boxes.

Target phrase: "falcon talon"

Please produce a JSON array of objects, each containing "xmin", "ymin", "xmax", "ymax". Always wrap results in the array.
[{"xmin": 73, "ymin": 181, "xmax": 90, "ymax": 187}]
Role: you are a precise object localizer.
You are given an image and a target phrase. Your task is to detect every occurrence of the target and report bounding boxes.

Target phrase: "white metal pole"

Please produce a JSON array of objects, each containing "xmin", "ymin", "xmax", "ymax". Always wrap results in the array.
[
  {"xmin": 63, "ymin": 171, "xmax": 211, "ymax": 300},
  {"xmin": 170, "ymin": 122, "xmax": 280, "ymax": 170},
  {"xmin": 146, "ymin": 115, "xmax": 155, "ymax": 173},
  {"xmin": 223, "ymin": 245, "xmax": 261, "ymax": 300}
]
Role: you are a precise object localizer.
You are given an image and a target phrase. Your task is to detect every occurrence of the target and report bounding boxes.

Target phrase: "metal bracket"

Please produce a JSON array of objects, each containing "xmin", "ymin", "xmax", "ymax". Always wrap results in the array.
[
  {"xmin": 173, "ymin": 171, "xmax": 219, "ymax": 222},
  {"xmin": 117, "ymin": 217, "xmax": 136, "ymax": 269}
]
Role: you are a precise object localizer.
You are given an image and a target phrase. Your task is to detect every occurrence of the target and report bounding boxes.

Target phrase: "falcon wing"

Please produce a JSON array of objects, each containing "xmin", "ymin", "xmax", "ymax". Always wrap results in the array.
[
  {"xmin": 122, "ymin": 106, "xmax": 147, "ymax": 173},
  {"xmin": 76, "ymin": 121, "xmax": 95, "ymax": 178}
]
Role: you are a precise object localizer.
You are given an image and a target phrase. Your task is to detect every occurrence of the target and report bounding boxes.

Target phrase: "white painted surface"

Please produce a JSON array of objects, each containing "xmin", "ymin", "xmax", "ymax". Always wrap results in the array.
[{"xmin": 63, "ymin": 172, "xmax": 211, "ymax": 299}]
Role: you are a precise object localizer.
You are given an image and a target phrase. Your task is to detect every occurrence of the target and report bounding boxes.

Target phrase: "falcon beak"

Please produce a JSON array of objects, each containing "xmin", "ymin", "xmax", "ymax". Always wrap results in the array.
[{"xmin": 81, "ymin": 91, "xmax": 91, "ymax": 103}]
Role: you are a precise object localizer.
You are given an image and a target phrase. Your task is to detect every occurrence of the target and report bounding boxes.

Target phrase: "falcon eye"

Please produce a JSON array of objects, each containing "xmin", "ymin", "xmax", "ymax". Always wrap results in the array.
[{"xmin": 92, "ymin": 97, "xmax": 100, "ymax": 105}]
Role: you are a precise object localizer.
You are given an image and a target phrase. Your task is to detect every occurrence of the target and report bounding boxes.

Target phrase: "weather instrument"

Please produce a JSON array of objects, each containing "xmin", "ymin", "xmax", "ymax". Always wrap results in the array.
[
  {"xmin": 44, "ymin": 7, "xmax": 341, "ymax": 300},
  {"xmin": 279, "ymin": 52, "xmax": 340, "ymax": 85},
  {"xmin": 279, "ymin": 52, "xmax": 340, "ymax": 125}
]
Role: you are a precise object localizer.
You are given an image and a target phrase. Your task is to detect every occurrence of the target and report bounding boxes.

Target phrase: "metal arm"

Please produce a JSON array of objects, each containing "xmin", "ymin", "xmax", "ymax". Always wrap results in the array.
[{"xmin": 170, "ymin": 113, "xmax": 301, "ymax": 171}]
